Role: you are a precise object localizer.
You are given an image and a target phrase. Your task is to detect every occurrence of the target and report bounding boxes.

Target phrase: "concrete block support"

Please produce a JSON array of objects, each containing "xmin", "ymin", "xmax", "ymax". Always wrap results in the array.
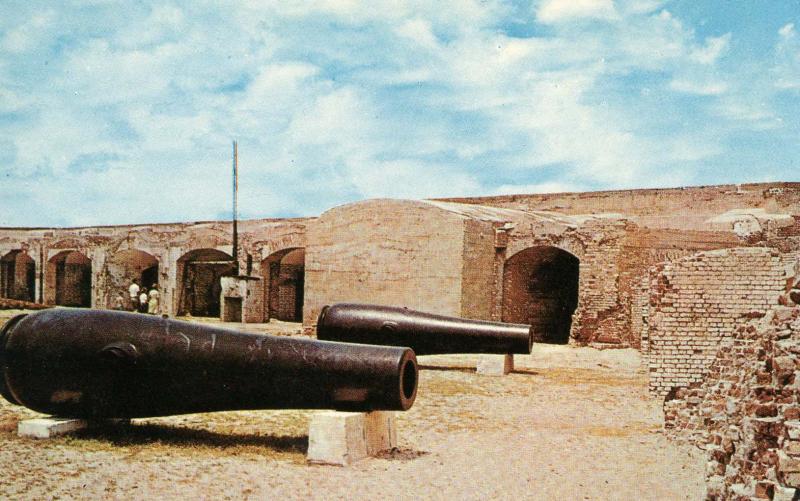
[
  {"xmin": 18, "ymin": 418, "xmax": 130, "ymax": 439},
  {"xmin": 477, "ymin": 354, "xmax": 514, "ymax": 376},
  {"xmin": 18, "ymin": 418, "xmax": 89, "ymax": 438},
  {"xmin": 307, "ymin": 411, "xmax": 397, "ymax": 466}
]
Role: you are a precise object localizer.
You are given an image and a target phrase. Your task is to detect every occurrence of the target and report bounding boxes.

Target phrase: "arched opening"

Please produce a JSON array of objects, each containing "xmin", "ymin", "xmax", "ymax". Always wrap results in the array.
[
  {"xmin": 262, "ymin": 247, "xmax": 305, "ymax": 322},
  {"xmin": 502, "ymin": 246, "xmax": 579, "ymax": 344},
  {"xmin": 176, "ymin": 248, "xmax": 236, "ymax": 317},
  {"xmin": 0, "ymin": 250, "xmax": 36, "ymax": 302},
  {"xmin": 104, "ymin": 249, "xmax": 159, "ymax": 308},
  {"xmin": 48, "ymin": 250, "xmax": 92, "ymax": 307}
]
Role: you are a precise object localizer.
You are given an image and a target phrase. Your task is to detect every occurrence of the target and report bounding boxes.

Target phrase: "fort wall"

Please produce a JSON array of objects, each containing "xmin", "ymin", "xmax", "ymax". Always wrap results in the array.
[
  {"xmin": 1, "ymin": 182, "xmax": 798, "ymax": 349},
  {"xmin": 644, "ymin": 248, "xmax": 789, "ymax": 396},
  {"xmin": 304, "ymin": 200, "xmax": 467, "ymax": 327}
]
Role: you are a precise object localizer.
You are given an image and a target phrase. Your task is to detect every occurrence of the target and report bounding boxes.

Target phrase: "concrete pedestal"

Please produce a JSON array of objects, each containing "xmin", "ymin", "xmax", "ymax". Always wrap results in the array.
[
  {"xmin": 476, "ymin": 354, "xmax": 514, "ymax": 376},
  {"xmin": 307, "ymin": 411, "xmax": 397, "ymax": 466},
  {"xmin": 18, "ymin": 418, "xmax": 129, "ymax": 439},
  {"xmin": 18, "ymin": 418, "xmax": 89, "ymax": 438}
]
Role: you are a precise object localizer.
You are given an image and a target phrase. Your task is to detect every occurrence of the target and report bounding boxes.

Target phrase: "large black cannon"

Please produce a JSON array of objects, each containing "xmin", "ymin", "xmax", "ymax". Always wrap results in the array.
[
  {"xmin": 316, "ymin": 303, "xmax": 549, "ymax": 356},
  {"xmin": 0, "ymin": 309, "xmax": 418, "ymax": 418}
]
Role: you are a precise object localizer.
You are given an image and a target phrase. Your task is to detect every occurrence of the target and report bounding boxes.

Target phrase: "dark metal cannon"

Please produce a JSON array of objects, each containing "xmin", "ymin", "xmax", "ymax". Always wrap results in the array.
[
  {"xmin": 316, "ymin": 303, "xmax": 545, "ymax": 356},
  {"xmin": 0, "ymin": 308, "xmax": 418, "ymax": 418}
]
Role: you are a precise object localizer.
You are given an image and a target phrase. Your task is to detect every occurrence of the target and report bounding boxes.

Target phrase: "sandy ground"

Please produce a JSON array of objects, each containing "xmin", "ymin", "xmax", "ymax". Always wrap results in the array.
[{"xmin": 0, "ymin": 312, "xmax": 705, "ymax": 500}]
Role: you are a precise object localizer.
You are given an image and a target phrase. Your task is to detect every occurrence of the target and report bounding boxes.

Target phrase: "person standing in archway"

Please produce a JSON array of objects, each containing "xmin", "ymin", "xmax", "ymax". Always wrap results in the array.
[
  {"xmin": 128, "ymin": 279, "xmax": 140, "ymax": 312},
  {"xmin": 148, "ymin": 284, "xmax": 160, "ymax": 315},
  {"xmin": 138, "ymin": 289, "xmax": 149, "ymax": 313}
]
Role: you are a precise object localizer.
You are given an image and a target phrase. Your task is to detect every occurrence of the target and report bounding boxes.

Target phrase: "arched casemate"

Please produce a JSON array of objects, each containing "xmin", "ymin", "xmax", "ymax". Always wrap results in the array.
[
  {"xmin": 0, "ymin": 250, "xmax": 36, "ymax": 302},
  {"xmin": 47, "ymin": 250, "xmax": 92, "ymax": 307},
  {"xmin": 262, "ymin": 247, "xmax": 305, "ymax": 322},
  {"xmin": 176, "ymin": 248, "xmax": 236, "ymax": 317},
  {"xmin": 502, "ymin": 246, "xmax": 579, "ymax": 344},
  {"xmin": 103, "ymin": 249, "xmax": 159, "ymax": 308}
]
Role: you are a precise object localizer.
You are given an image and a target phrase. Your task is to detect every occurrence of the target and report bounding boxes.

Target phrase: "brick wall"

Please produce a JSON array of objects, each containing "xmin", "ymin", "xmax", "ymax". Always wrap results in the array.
[
  {"xmin": 663, "ymin": 271, "xmax": 800, "ymax": 499},
  {"xmin": 0, "ymin": 251, "xmax": 35, "ymax": 302},
  {"xmin": 571, "ymin": 218, "xmax": 630, "ymax": 344},
  {"xmin": 499, "ymin": 216, "xmax": 636, "ymax": 345},
  {"xmin": 277, "ymin": 262, "xmax": 303, "ymax": 321},
  {"xmin": 460, "ymin": 219, "xmax": 497, "ymax": 321},
  {"xmin": 646, "ymin": 247, "xmax": 787, "ymax": 396}
]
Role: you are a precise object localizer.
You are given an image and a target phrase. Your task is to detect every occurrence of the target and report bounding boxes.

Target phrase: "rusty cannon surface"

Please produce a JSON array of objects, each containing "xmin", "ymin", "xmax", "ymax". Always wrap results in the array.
[
  {"xmin": 0, "ymin": 308, "xmax": 418, "ymax": 418},
  {"xmin": 316, "ymin": 303, "xmax": 549, "ymax": 356}
]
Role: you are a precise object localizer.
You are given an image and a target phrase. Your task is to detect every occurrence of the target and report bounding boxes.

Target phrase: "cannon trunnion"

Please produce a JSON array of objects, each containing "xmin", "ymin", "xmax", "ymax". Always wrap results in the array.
[
  {"xmin": 0, "ymin": 309, "xmax": 418, "ymax": 418},
  {"xmin": 316, "ymin": 303, "xmax": 540, "ymax": 356}
]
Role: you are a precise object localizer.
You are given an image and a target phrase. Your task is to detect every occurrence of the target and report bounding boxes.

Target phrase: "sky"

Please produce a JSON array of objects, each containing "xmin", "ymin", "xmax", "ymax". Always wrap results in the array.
[{"xmin": 0, "ymin": 0, "xmax": 798, "ymax": 227}]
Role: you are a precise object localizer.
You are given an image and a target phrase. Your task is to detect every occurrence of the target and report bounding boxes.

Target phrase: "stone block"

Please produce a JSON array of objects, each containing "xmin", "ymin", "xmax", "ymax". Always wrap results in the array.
[
  {"xmin": 307, "ymin": 411, "xmax": 397, "ymax": 466},
  {"xmin": 476, "ymin": 354, "xmax": 513, "ymax": 376},
  {"xmin": 780, "ymin": 451, "xmax": 800, "ymax": 473},
  {"xmin": 786, "ymin": 421, "xmax": 800, "ymax": 440},
  {"xmin": 783, "ymin": 472, "xmax": 800, "ymax": 489},
  {"xmin": 18, "ymin": 418, "xmax": 88, "ymax": 438},
  {"xmin": 755, "ymin": 481, "xmax": 775, "ymax": 499},
  {"xmin": 784, "ymin": 440, "xmax": 800, "ymax": 457},
  {"xmin": 774, "ymin": 485, "xmax": 798, "ymax": 501}
]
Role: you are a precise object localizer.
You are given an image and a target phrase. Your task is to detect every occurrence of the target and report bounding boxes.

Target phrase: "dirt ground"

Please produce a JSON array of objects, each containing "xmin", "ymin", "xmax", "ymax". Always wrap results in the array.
[{"xmin": 0, "ymin": 311, "xmax": 706, "ymax": 500}]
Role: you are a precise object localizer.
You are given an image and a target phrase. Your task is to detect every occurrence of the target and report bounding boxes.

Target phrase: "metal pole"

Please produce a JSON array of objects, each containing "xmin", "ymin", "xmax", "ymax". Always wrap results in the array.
[
  {"xmin": 38, "ymin": 246, "xmax": 44, "ymax": 303},
  {"xmin": 232, "ymin": 140, "xmax": 239, "ymax": 274}
]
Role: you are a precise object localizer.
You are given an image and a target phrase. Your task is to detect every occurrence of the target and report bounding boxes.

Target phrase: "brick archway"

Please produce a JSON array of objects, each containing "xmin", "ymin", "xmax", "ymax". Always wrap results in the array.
[
  {"xmin": 261, "ymin": 247, "xmax": 305, "ymax": 322},
  {"xmin": 1, "ymin": 250, "xmax": 36, "ymax": 302},
  {"xmin": 47, "ymin": 250, "xmax": 92, "ymax": 307},
  {"xmin": 502, "ymin": 246, "xmax": 579, "ymax": 343},
  {"xmin": 176, "ymin": 248, "xmax": 236, "ymax": 317},
  {"xmin": 104, "ymin": 249, "xmax": 159, "ymax": 309}
]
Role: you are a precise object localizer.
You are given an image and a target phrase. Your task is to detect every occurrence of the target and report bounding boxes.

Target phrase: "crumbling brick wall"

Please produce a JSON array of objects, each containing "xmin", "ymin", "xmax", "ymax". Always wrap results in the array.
[
  {"xmin": 622, "ymin": 228, "xmax": 745, "ymax": 349},
  {"xmin": 663, "ymin": 271, "xmax": 800, "ymax": 500},
  {"xmin": 570, "ymin": 217, "xmax": 630, "ymax": 345},
  {"xmin": 647, "ymin": 248, "xmax": 787, "ymax": 396}
]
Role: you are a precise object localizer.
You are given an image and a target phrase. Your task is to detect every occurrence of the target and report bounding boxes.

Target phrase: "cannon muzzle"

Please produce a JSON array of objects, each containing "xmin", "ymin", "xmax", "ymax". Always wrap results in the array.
[
  {"xmin": 316, "ymin": 303, "xmax": 538, "ymax": 355},
  {"xmin": 0, "ymin": 309, "xmax": 418, "ymax": 418}
]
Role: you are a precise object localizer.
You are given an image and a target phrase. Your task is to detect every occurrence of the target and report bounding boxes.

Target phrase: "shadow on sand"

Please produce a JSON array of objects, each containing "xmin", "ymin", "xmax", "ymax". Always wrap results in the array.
[{"xmin": 73, "ymin": 422, "xmax": 308, "ymax": 453}]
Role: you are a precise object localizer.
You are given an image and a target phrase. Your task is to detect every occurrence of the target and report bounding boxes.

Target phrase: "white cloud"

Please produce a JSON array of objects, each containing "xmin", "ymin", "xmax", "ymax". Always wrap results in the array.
[
  {"xmin": 713, "ymin": 100, "xmax": 782, "ymax": 130},
  {"xmin": 346, "ymin": 159, "xmax": 481, "ymax": 200},
  {"xmin": 394, "ymin": 19, "xmax": 439, "ymax": 49},
  {"xmin": 618, "ymin": 0, "xmax": 665, "ymax": 15},
  {"xmin": 116, "ymin": 5, "xmax": 186, "ymax": 48},
  {"xmin": 1, "ymin": 2, "xmax": 797, "ymax": 226},
  {"xmin": 58, "ymin": 40, "xmax": 180, "ymax": 104},
  {"xmin": 537, "ymin": 0, "xmax": 618, "ymax": 24},
  {"xmin": 690, "ymin": 33, "xmax": 731, "ymax": 64},
  {"xmin": 669, "ymin": 79, "xmax": 728, "ymax": 95},
  {"xmin": 0, "ymin": 12, "xmax": 55, "ymax": 53},
  {"xmin": 774, "ymin": 22, "xmax": 800, "ymax": 90}
]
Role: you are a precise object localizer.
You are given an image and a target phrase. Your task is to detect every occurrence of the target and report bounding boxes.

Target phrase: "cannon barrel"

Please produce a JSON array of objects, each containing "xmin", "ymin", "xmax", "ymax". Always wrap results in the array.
[
  {"xmin": 316, "ymin": 303, "xmax": 539, "ymax": 356},
  {"xmin": 0, "ymin": 309, "xmax": 418, "ymax": 418}
]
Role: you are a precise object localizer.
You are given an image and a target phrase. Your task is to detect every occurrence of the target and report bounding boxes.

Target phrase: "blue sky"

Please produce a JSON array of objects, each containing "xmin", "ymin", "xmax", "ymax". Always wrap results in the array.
[{"xmin": 0, "ymin": 0, "xmax": 798, "ymax": 227}]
